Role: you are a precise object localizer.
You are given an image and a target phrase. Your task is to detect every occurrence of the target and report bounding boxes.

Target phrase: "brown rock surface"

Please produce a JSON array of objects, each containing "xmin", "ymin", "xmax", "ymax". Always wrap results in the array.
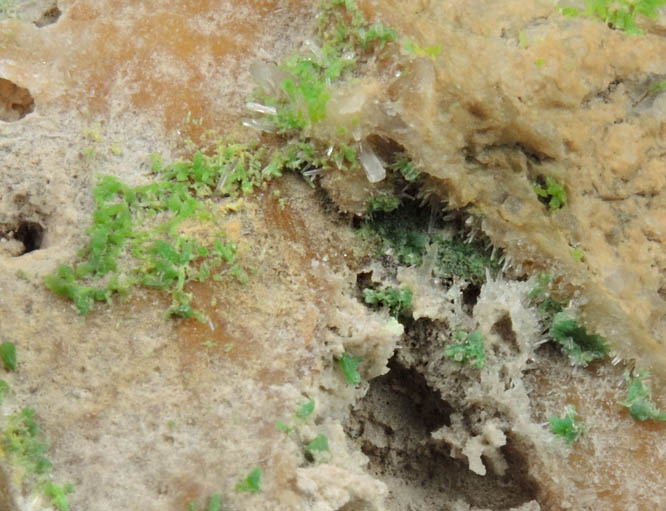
[
  {"xmin": 1, "ymin": 1, "xmax": 665, "ymax": 511},
  {"xmin": 319, "ymin": 0, "xmax": 666, "ymax": 378}
]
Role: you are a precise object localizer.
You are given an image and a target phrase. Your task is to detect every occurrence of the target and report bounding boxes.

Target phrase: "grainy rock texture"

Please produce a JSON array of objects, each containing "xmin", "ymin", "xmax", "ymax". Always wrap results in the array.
[
  {"xmin": 318, "ymin": 0, "xmax": 666, "ymax": 377},
  {"xmin": 1, "ymin": 1, "xmax": 665, "ymax": 511}
]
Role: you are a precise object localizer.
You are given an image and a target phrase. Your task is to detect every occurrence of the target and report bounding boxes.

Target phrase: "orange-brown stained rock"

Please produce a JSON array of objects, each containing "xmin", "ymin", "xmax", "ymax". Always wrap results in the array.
[
  {"xmin": 162, "ymin": 176, "xmax": 367, "ymax": 509},
  {"xmin": 4, "ymin": 1, "xmax": 664, "ymax": 509},
  {"xmin": 0, "ymin": 0, "xmax": 310, "ymax": 138},
  {"xmin": 174, "ymin": 176, "xmax": 356, "ymax": 388},
  {"xmin": 1, "ymin": 3, "xmax": 339, "ymax": 510}
]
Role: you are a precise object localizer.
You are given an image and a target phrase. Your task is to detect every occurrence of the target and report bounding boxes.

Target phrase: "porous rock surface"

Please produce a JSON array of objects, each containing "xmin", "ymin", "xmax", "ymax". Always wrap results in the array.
[
  {"xmin": 0, "ymin": 1, "xmax": 665, "ymax": 511},
  {"xmin": 320, "ymin": 0, "xmax": 666, "ymax": 377}
]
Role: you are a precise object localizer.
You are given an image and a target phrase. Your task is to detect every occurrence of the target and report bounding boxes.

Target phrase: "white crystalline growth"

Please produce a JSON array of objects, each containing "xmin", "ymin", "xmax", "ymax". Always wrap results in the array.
[
  {"xmin": 432, "ymin": 414, "xmax": 508, "ymax": 477},
  {"xmin": 249, "ymin": 60, "xmax": 291, "ymax": 97},
  {"xmin": 296, "ymin": 464, "xmax": 387, "ymax": 511}
]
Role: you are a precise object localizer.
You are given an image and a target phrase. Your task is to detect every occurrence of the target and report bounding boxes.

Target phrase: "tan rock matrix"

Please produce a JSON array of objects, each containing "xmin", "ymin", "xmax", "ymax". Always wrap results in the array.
[
  {"xmin": 0, "ymin": 1, "xmax": 665, "ymax": 511},
  {"xmin": 319, "ymin": 0, "xmax": 666, "ymax": 379}
]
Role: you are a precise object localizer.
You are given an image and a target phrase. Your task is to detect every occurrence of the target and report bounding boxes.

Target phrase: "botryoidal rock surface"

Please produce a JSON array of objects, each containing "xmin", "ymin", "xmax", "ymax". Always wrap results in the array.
[{"xmin": 0, "ymin": 1, "xmax": 664, "ymax": 511}]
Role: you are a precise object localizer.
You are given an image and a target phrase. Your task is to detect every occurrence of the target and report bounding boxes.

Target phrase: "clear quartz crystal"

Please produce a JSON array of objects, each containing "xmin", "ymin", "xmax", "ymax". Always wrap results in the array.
[
  {"xmin": 303, "ymin": 39, "xmax": 324, "ymax": 61},
  {"xmin": 241, "ymin": 118, "xmax": 276, "ymax": 132},
  {"xmin": 245, "ymin": 101, "xmax": 277, "ymax": 115},
  {"xmin": 249, "ymin": 61, "xmax": 291, "ymax": 97},
  {"xmin": 358, "ymin": 141, "xmax": 386, "ymax": 183}
]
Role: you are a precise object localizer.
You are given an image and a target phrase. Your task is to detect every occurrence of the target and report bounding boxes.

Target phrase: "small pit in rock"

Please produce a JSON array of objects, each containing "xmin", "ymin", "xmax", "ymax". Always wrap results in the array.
[
  {"xmin": 0, "ymin": 78, "xmax": 35, "ymax": 121},
  {"xmin": 0, "ymin": 221, "xmax": 45, "ymax": 256},
  {"xmin": 34, "ymin": 4, "xmax": 62, "ymax": 27},
  {"xmin": 355, "ymin": 197, "xmax": 501, "ymax": 288},
  {"xmin": 345, "ymin": 359, "xmax": 537, "ymax": 511}
]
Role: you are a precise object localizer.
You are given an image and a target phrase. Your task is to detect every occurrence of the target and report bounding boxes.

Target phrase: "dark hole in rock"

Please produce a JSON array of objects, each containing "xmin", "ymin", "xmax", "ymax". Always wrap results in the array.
[
  {"xmin": 365, "ymin": 133, "xmax": 405, "ymax": 164},
  {"xmin": 499, "ymin": 365, "xmax": 512, "ymax": 391},
  {"xmin": 462, "ymin": 283, "xmax": 481, "ymax": 310},
  {"xmin": 400, "ymin": 317, "xmax": 447, "ymax": 358},
  {"xmin": 355, "ymin": 270, "xmax": 374, "ymax": 302},
  {"xmin": 0, "ymin": 78, "xmax": 35, "ymax": 121},
  {"xmin": 532, "ymin": 174, "xmax": 559, "ymax": 209},
  {"xmin": 344, "ymin": 357, "xmax": 538, "ymax": 510},
  {"xmin": 491, "ymin": 313, "xmax": 519, "ymax": 354},
  {"xmin": 34, "ymin": 5, "xmax": 62, "ymax": 27},
  {"xmin": 15, "ymin": 221, "xmax": 44, "ymax": 253}
]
